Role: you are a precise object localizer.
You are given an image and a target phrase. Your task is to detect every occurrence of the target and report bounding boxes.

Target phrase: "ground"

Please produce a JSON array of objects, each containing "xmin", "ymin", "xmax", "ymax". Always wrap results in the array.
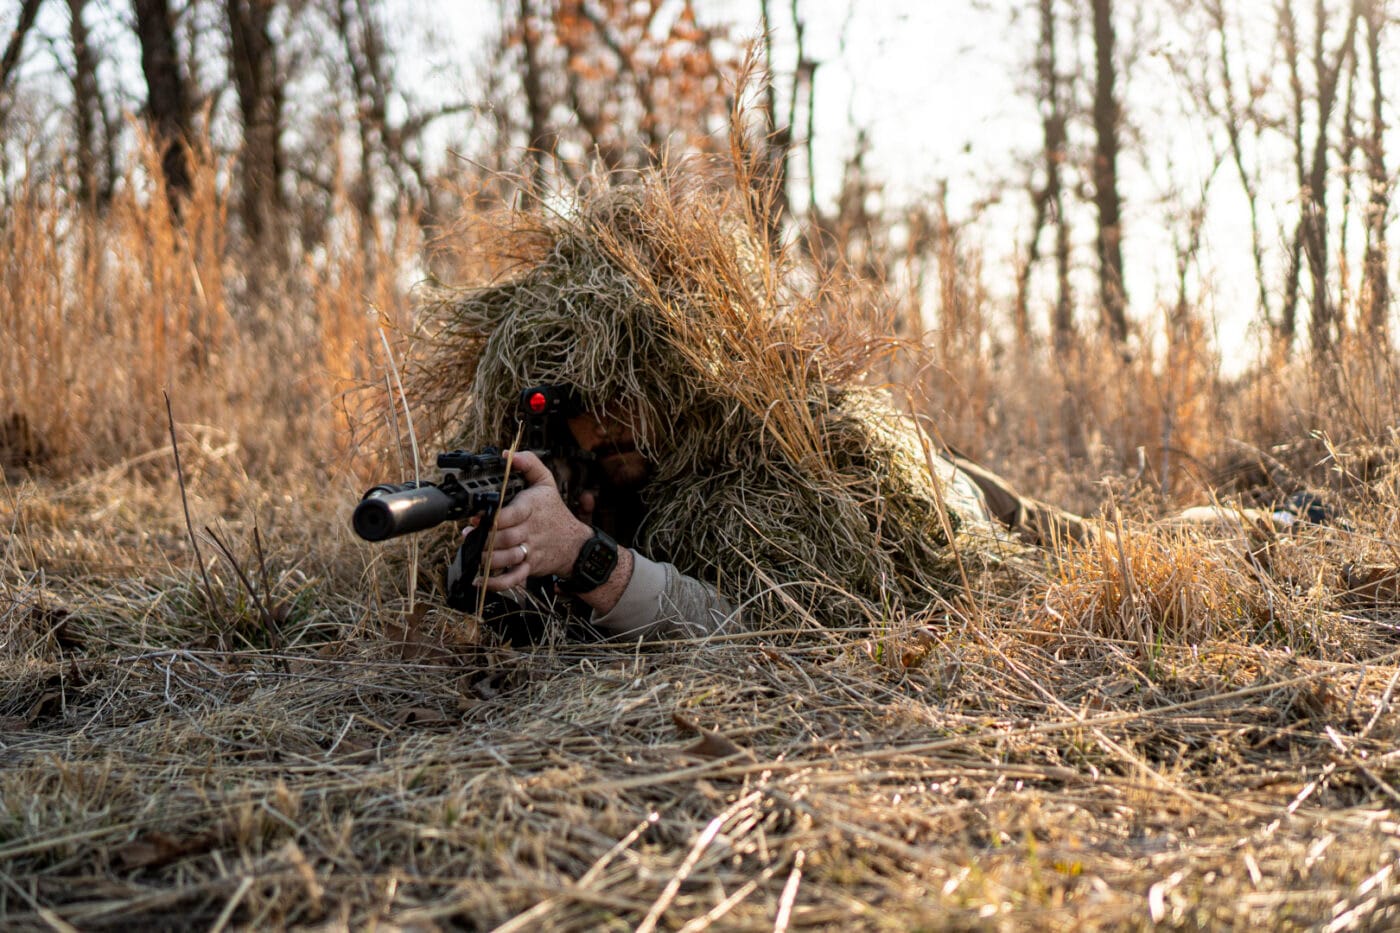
[{"xmin": 3, "ymin": 447, "xmax": 1400, "ymax": 931}]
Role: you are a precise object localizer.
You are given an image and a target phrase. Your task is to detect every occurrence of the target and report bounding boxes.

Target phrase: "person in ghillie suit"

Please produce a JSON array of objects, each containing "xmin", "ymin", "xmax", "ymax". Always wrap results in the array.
[{"xmin": 411, "ymin": 163, "xmax": 1091, "ymax": 643}]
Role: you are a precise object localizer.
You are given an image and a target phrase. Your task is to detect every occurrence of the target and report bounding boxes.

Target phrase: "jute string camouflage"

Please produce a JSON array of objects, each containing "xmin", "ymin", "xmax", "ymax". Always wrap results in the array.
[{"xmin": 411, "ymin": 164, "xmax": 1008, "ymax": 635}]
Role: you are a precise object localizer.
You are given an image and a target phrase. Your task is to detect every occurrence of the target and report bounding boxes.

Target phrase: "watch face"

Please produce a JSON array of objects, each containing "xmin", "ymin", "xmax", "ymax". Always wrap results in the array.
[{"xmin": 565, "ymin": 530, "xmax": 618, "ymax": 593}]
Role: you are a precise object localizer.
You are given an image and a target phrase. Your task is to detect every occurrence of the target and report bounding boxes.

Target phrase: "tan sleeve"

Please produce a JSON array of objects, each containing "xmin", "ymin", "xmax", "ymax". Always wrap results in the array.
[{"xmin": 591, "ymin": 551, "xmax": 739, "ymax": 641}]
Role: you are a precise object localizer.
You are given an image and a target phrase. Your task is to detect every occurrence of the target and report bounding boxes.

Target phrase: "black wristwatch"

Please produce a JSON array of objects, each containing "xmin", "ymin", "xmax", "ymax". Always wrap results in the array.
[{"xmin": 558, "ymin": 528, "xmax": 619, "ymax": 594}]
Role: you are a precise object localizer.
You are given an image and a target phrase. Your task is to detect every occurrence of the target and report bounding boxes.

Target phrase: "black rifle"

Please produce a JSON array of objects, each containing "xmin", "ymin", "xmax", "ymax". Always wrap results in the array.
[
  {"xmin": 355, "ymin": 381, "xmax": 596, "ymax": 554},
  {"xmin": 353, "ymin": 384, "xmax": 597, "ymax": 545},
  {"xmin": 355, "ymin": 385, "xmax": 606, "ymax": 642}
]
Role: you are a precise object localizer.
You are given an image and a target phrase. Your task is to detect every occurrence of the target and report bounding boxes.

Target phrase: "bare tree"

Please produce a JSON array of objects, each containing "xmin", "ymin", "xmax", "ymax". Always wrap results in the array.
[
  {"xmin": 1090, "ymin": 0, "xmax": 1127, "ymax": 344},
  {"xmin": 757, "ymin": 0, "xmax": 818, "ymax": 238},
  {"xmin": 1359, "ymin": 0, "xmax": 1389, "ymax": 337},
  {"xmin": 334, "ymin": 0, "xmax": 387, "ymax": 224},
  {"xmin": 1200, "ymin": 0, "xmax": 1273, "ymax": 333},
  {"xmin": 67, "ymin": 0, "xmax": 112, "ymax": 209},
  {"xmin": 1278, "ymin": 0, "xmax": 1306, "ymax": 349},
  {"xmin": 1010, "ymin": 0, "xmax": 1087, "ymax": 462},
  {"xmin": 1278, "ymin": 0, "xmax": 1358, "ymax": 355},
  {"xmin": 483, "ymin": 0, "xmax": 735, "ymax": 196},
  {"xmin": 1338, "ymin": 17, "xmax": 1360, "ymax": 317},
  {"xmin": 1307, "ymin": 1, "xmax": 1357, "ymax": 354},
  {"xmin": 757, "ymin": 0, "xmax": 791, "ymax": 231},
  {"xmin": 518, "ymin": 0, "xmax": 558, "ymax": 193},
  {"xmin": 227, "ymin": 0, "xmax": 285, "ymax": 246},
  {"xmin": 133, "ymin": 0, "xmax": 194, "ymax": 205},
  {"xmin": 330, "ymin": 0, "xmax": 468, "ymax": 226},
  {"xmin": 0, "ymin": 0, "xmax": 45, "ymax": 131},
  {"xmin": 1014, "ymin": 0, "xmax": 1074, "ymax": 355}
]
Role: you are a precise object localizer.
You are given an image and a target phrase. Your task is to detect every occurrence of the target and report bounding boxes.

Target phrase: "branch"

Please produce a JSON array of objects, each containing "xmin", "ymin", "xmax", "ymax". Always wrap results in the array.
[{"xmin": 0, "ymin": 0, "xmax": 44, "ymax": 95}]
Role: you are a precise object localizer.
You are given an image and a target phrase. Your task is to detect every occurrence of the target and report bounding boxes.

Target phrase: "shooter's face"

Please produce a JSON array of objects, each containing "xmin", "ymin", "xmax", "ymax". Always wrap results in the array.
[{"xmin": 566, "ymin": 408, "xmax": 651, "ymax": 490}]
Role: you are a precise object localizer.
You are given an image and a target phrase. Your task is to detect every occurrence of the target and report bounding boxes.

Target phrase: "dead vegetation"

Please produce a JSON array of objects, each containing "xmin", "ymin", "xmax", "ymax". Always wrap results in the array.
[
  {"xmin": 4, "ymin": 145, "xmax": 1400, "ymax": 931},
  {"xmin": 4, "ymin": 458, "xmax": 1400, "ymax": 930}
]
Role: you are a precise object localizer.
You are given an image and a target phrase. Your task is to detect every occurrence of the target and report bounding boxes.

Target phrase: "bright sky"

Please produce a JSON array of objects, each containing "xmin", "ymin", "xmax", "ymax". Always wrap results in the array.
[
  {"xmin": 403, "ymin": 0, "xmax": 1272, "ymax": 359},
  {"xmin": 402, "ymin": 0, "xmax": 1033, "ymax": 208}
]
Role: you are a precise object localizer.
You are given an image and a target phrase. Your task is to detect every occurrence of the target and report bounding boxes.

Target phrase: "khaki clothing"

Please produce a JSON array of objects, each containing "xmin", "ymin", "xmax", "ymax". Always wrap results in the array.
[
  {"xmin": 593, "ymin": 551, "xmax": 736, "ymax": 640},
  {"xmin": 948, "ymin": 453, "xmax": 1095, "ymax": 547}
]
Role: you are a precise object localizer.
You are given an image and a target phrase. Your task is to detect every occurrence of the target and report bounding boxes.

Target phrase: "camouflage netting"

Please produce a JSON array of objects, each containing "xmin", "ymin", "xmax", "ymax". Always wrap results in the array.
[{"xmin": 410, "ymin": 163, "xmax": 1009, "ymax": 634}]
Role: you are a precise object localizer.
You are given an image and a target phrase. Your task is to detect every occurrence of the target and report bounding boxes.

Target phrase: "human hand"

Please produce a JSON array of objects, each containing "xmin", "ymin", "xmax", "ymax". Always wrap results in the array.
[{"xmin": 469, "ymin": 451, "xmax": 592, "ymax": 591}]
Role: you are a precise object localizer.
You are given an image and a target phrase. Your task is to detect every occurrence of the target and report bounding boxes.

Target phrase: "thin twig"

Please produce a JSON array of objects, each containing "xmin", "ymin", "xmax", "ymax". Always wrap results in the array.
[
  {"xmin": 204, "ymin": 524, "xmax": 283, "ymax": 656},
  {"xmin": 164, "ymin": 392, "xmax": 221, "ymax": 633}
]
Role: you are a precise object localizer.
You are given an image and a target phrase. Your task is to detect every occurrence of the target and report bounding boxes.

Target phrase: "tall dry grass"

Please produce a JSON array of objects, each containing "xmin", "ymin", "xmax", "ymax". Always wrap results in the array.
[
  {"xmin": 884, "ymin": 218, "xmax": 1399, "ymax": 524},
  {"xmin": 0, "ymin": 132, "xmax": 415, "ymax": 480}
]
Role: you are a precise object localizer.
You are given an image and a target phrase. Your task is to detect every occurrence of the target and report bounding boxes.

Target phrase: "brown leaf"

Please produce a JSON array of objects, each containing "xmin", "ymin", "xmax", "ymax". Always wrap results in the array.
[
  {"xmin": 25, "ymin": 689, "xmax": 61, "ymax": 725},
  {"xmin": 674, "ymin": 712, "xmax": 752, "ymax": 760},
  {"xmin": 395, "ymin": 706, "xmax": 457, "ymax": 728},
  {"xmin": 1342, "ymin": 564, "xmax": 1400, "ymax": 608},
  {"xmin": 683, "ymin": 731, "xmax": 749, "ymax": 760},
  {"xmin": 382, "ymin": 604, "xmax": 424, "ymax": 640},
  {"xmin": 474, "ymin": 674, "xmax": 504, "ymax": 699},
  {"xmin": 899, "ymin": 628, "xmax": 939, "ymax": 669},
  {"xmin": 384, "ymin": 606, "xmax": 453, "ymax": 662},
  {"xmin": 115, "ymin": 830, "xmax": 216, "ymax": 871}
]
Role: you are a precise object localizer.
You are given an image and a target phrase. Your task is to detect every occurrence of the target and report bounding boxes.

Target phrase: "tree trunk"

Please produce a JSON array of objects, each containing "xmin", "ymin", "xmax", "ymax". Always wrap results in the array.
[
  {"xmin": 519, "ymin": 0, "xmax": 557, "ymax": 193},
  {"xmin": 68, "ymin": 0, "xmax": 109, "ymax": 210},
  {"xmin": 1361, "ymin": 0, "xmax": 1389, "ymax": 337},
  {"xmin": 1016, "ymin": 0, "xmax": 1071, "ymax": 354},
  {"xmin": 1301, "ymin": 0, "xmax": 1358, "ymax": 356},
  {"xmin": 133, "ymin": 0, "xmax": 193, "ymax": 205},
  {"xmin": 0, "ymin": 0, "xmax": 45, "ymax": 130},
  {"xmin": 0, "ymin": 0, "xmax": 42, "ymax": 92},
  {"xmin": 1204, "ymin": 0, "xmax": 1273, "ymax": 336},
  {"xmin": 756, "ymin": 0, "xmax": 790, "ymax": 244},
  {"xmin": 1278, "ymin": 0, "xmax": 1306, "ymax": 352},
  {"xmin": 227, "ymin": 0, "xmax": 284, "ymax": 247},
  {"xmin": 1091, "ymin": 0, "xmax": 1127, "ymax": 344}
]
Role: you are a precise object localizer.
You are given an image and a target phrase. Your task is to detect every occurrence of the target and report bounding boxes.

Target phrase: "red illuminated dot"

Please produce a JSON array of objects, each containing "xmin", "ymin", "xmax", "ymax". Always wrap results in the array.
[{"xmin": 528, "ymin": 392, "xmax": 548, "ymax": 414}]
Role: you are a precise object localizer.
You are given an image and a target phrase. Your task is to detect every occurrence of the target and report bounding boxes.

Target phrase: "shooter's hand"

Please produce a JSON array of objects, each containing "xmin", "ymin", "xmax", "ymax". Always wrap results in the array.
[{"xmin": 469, "ymin": 451, "xmax": 592, "ymax": 592}]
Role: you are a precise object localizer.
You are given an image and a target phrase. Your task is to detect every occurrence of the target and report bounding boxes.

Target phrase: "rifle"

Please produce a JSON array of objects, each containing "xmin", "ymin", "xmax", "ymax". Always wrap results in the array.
[
  {"xmin": 352, "ymin": 385, "xmax": 597, "ymax": 544},
  {"xmin": 354, "ymin": 385, "xmax": 602, "ymax": 640}
]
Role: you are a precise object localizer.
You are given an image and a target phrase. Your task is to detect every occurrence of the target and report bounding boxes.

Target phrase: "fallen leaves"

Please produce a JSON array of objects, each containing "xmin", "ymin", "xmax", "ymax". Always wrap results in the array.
[{"xmin": 673, "ymin": 711, "xmax": 753, "ymax": 761}]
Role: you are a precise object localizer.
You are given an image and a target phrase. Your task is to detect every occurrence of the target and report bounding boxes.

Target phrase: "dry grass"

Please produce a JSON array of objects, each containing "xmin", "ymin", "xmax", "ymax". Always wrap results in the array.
[
  {"xmin": 4, "ymin": 144, "xmax": 1400, "ymax": 930},
  {"xmin": 0, "ymin": 132, "xmax": 413, "ymax": 479},
  {"xmin": 5, "ymin": 460, "xmax": 1400, "ymax": 930}
]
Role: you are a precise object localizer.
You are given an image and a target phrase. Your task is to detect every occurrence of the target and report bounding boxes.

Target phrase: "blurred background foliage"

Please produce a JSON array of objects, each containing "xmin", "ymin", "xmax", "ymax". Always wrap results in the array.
[{"xmin": 0, "ymin": 0, "xmax": 1395, "ymax": 513}]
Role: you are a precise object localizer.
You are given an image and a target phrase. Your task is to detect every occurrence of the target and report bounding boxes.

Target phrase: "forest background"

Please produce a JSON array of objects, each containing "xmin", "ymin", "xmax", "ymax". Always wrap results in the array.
[
  {"xmin": 3, "ymin": 0, "xmax": 1400, "ymax": 928},
  {"xmin": 2, "ymin": 0, "xmax": 1398, "ymax": 493}
]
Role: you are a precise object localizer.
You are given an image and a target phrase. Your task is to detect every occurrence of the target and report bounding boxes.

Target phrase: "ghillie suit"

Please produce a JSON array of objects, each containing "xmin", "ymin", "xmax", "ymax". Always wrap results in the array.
[{"xmin": 411, "ymin": 164, "xmax": 1003, "ymax": 636}]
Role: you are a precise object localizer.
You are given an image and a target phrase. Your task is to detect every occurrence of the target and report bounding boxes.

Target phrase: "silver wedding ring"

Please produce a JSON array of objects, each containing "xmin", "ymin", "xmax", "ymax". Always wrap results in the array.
[{"xmin": 518, "ymin": 543, "xmax": 529, "ymax": 562}]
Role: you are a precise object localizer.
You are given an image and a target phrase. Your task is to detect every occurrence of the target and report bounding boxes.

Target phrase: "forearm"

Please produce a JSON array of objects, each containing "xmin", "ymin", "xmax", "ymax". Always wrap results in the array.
[
  {"xmin": 470, "ymin": 458, "xmax": 736, "ymax": 640},
  {"xmin": 573, "ymin": 543, "xmax": 634, "ymax": 616},
  {"xmin": 589, "ymin": 550, "xmax": 738, "ymax": 640}
]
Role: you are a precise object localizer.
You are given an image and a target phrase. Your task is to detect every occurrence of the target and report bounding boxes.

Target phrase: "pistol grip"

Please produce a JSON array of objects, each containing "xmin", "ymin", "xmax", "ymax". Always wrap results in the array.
[{"xmin": 445, "ymin": 524, "xmax": 490, "ymax": 611}]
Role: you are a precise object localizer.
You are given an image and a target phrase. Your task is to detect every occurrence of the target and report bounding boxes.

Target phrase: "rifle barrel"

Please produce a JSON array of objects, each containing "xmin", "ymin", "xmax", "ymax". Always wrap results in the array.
[{"xmin": 353, "ymin": 482, "xmax": 457, "ymax": 541}]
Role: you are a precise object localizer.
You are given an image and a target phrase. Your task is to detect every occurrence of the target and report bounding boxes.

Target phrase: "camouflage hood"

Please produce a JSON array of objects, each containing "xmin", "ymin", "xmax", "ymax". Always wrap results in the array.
[{"xmin": 413, "ymin": 166, "xmax": 999, "ymax": 632}]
